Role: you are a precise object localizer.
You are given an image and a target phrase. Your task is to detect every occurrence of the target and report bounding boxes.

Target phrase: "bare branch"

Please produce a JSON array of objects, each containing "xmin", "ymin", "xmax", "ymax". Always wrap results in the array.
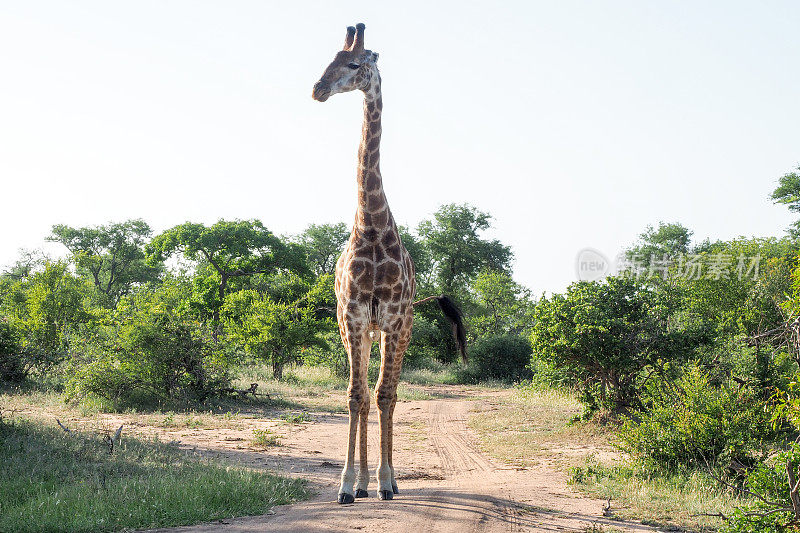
[{"xmin": 704, "ymin": 459, "xmax": 787, "ymax": 509}]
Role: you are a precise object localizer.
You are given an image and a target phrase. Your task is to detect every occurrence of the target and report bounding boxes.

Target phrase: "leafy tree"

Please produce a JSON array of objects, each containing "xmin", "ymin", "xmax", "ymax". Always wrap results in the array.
[
  {"xmin": 1, "ymin": 249, "xmax": 49, "ymax": 281},
  {"xmin": 724, "ymin": 441, "xmax": 800, "ymax": 532},
  {"xmin": 530, "ymin": 276, "xmax": 704, "ymax": 412},
  {"xmin": 467, "ymin": 334, "xmax": 532, "ymax": 382},
  {"xmin": 146, "ymin": 220, "xmax": 309, "ymax": 329},
  {"xmin": 417, "ymin": 203, "xmax": 512, "ymax": 295},
  {"xmin": 49, "ymin": 220, "xmax": 159, "ymax": 307},
  {"xmin": 471, "ymin": 269, "xmax": 535, "ymax": 337},
  {"xmin": 223, "ymin": 275, "xmax": 329, "ymax": 380},
  {"xmin": 66, "ymin": 278, "xmax": 229, "ymax": 405},
  {"xmin": 619, "ymin": 363, "xmax": 772, "ymax": 470},
  {"xmin": 679, "ymin": 237, "xmax": 795, "ymax": 338},
  {"xmin": 626, "ymin": 222, "xmax": 693, "ymax": 268},
  {"xmin": 0, "ymin": 320, "xmax": 24, "ymax": 382},
  {"xmin": 298, "ymin": 222, "xmax": 349, "ymax": 276},
  {"xmin": 398, "ymin": 225, "xmax": 432, "ymax": 289},
  {"xmin": 771, "ymin": 166, "xmax": 800, "ymax": 237},
  {"xmin": 1, "ymin": 262, "xmax": 93, "ymax": 374}
]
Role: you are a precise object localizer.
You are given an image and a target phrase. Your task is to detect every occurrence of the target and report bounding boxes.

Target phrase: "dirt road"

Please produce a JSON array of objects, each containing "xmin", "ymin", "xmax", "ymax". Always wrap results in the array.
[{"xmin": 147, "ymin": 387, "xmax": 658, "ymax": 533}]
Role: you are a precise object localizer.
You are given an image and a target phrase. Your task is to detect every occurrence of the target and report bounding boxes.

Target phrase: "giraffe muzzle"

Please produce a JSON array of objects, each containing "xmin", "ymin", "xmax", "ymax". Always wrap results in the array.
[{"xmin": 312, "ymin": 81, "xmax": 331, "ymax": 102}]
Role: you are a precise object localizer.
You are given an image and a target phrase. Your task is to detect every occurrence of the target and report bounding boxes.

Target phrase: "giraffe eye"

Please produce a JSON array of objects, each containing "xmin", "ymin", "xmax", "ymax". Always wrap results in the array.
[{"xmin": 347, "ymin": 63, "xmax": 360, "ymax": 70}]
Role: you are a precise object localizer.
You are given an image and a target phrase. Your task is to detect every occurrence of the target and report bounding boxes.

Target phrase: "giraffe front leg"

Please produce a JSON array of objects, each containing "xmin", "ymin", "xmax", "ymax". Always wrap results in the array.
[
  {"xmin": 338, "ymin": 330, "xmax": 371, "ymax": 504},
  {"xmin": 338, "ymin": 395, "xmax": 359, "ymax": 504},
  {"xmin": 375, "ymin": 331, "xmax": 405, "ymax": 501}
]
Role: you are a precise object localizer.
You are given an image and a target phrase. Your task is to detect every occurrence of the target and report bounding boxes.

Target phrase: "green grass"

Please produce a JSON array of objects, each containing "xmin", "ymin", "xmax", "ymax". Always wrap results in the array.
[
  {"xmin": 569, "ymin": 458, "xmax": 744, "ymax": 531},
  {"xmin": 470, "ymin": 383, "xmax": 748, "ymax": 531},
  {"xmin": 251, "ymin": 427, "xmax": 281, "ymax": 447},
  {"xmin": 0, "ymin": 418, "xmax": 307, "ymax": 533},
  {"xmin": 235, "ymin": 363, "xmax": 347, "ymax": 413},
  {"xmin": 469, "ymin": 384, "xmax": 593, "ymax": 467},
  {"xmin": 401, "ymin": 361, "xmax": 462, "ymax": 385},
  {"xmin": 280, "ymin": 411, "xmax": 313, "ymax": 424},
  {"xmin": 396, "ymin": 383, "xmax": 435, "ymax": 400}
]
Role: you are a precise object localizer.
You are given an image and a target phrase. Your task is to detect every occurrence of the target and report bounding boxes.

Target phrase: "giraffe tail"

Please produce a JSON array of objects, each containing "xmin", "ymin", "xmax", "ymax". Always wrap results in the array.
[{"xmin": 412, "ymin": 295, "xmax": 467, "ymax": 363}]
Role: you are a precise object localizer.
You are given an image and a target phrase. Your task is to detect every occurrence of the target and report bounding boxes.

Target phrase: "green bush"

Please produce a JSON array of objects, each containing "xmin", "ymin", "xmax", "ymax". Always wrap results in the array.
[
  {"xmin": 407, "ymin": 312, "xmax": 459, "ymax": 365},
  {"xmin": 467, "ymin": 334, "xmax": 532, "ymax": 382},
  {"xmin": 618, "ymin": 364, "xmax": 771, "ymax": 470},
  {"xmin": 530, "ymin": 276, "xmax": 710, "ymax": 412},
  {"xmin": 0, "ymin": 320, "xmax": 25, "ymax": 382},
  {"xmin": 0, "ymin": 262, "xmax": 94, "ymax": 377},
  {"xmin": 65, "ymin": 280, "xmax": 232, "ymax": 407},
  {"xmin": 723, "ymin": 442, "xmax": 800, "ymax": 533},
  {"xmin": 300, "ymin": 333, "xmax": 349, "ymax": 378}
]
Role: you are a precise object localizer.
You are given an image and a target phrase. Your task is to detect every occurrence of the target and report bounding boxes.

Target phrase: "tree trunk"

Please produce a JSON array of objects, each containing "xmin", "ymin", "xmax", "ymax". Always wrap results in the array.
[
  {"xmin": 272, "ymin": 359, "xmax": 284, "ymax": 381},
  {"xmin": 213, "ymin": 274, "xmax": 228, "ymax": 339}
]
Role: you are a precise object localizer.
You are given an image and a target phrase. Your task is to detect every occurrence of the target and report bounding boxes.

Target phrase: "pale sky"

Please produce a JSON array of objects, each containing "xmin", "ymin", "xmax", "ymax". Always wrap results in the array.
[{"xmin": 1, "ymin": 1, "xmax": 798, "ymax": 294}]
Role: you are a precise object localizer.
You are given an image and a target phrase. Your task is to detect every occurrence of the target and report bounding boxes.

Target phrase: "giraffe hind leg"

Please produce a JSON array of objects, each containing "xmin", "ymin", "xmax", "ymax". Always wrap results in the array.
[
  {"xmin": 355, "ymin": 338, "xmax": 372, "ymax": 497},
  {"xmin": 375, "ymin": 329, "xmax": 408, "ymax": 501}
]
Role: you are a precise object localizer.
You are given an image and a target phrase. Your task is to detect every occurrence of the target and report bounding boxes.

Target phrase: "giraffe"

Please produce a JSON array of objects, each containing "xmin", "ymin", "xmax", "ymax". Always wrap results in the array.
[{"xmin": 312, "ymin": 23, "xmax": 467, "ymax": 504}]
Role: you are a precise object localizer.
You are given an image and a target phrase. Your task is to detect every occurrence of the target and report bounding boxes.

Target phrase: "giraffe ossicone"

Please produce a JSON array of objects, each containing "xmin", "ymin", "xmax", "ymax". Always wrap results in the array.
[{"xmin": 312, "ymin": 22, "xmax": 467, "ymax": 505}]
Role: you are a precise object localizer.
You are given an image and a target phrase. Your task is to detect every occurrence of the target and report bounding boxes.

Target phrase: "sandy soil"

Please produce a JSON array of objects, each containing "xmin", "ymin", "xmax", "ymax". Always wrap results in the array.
[{"xmin": 129, "ymin": 386, "xmax": 659, "ymax": 533}]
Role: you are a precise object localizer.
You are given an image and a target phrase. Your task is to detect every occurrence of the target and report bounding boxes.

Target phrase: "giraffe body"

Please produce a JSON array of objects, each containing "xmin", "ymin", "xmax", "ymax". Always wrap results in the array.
[{"xmin": 312, "ymin": 23, "xmax": 464, "ymax": 504}]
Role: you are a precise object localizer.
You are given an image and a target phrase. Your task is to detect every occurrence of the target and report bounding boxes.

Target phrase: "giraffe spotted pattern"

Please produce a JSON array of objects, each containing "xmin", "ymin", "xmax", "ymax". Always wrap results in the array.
[{"xmin": 313, "ymin": 22, "xmax": 416, "ymax": 503}]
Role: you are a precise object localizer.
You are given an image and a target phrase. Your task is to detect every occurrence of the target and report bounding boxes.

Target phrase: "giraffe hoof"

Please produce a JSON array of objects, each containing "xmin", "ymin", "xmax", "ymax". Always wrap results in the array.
[
  {"xmin": 355, "ymin": 489, "xmax": 369, "ymax": 498},
  {"xmin": 392, "ymin": 482, "xmax": 399, "ymax": 495},
  {"xmin": 378, "ymin": 490, "xmax": 394, "ymax": 500},
  {"xmin": 337, "ymin": 492, "xmax": 355, "ymax": 504}
]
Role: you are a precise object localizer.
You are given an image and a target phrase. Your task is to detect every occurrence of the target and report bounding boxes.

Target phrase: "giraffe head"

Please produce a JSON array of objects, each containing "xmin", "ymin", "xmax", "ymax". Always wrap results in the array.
[{"xmin": 312, "ymin": 23, "xmax": 379, "ymax": 102}]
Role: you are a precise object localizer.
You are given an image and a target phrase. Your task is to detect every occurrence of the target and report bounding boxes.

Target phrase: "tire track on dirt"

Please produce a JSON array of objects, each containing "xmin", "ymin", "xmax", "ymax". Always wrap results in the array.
[{"xmin": 144, "ymin": 386, "xmax": 661, "ymax": 533}]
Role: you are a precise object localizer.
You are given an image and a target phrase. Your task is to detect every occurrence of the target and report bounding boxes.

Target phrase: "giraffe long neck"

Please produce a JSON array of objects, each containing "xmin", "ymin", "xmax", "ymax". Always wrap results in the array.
[{"xmin": 354, "ymin": 72, "xmax": 390, "ymax": 232}]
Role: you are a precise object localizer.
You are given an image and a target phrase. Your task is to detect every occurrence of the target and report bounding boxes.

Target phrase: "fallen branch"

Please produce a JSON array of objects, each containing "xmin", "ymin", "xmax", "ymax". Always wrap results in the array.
[
  {"xmin": 220, "ymin": 383, "xmax": 270, "ymax": 400},
  {"xmin": 601, "ymin": 498, "xmax": 612, "ymax": 516},
  {"xmin": 690, "ymin": 511, "xmax": 728, "ymax": 520},
  {"xmin": 56, "ymin": 419, "xmax": 72, "ymax": 433},
  {"xmin": 55, "ymin": 418, "xmax": 124, "ymax": 454},
  {"xmin": 103, "ymin": 425, "xmax": 123, "ymax": 454}
]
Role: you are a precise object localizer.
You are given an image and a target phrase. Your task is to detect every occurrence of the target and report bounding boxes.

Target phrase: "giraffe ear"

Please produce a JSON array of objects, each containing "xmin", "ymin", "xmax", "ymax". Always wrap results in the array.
[{"xmin": 372, "ymin": 52, "xmax": 379, "ymax": 63}]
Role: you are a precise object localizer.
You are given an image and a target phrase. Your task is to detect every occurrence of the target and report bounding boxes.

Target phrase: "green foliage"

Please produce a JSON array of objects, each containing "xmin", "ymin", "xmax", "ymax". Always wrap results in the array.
[
  {"xmin": 0, "ymin": 320, "xmax": 24, "ymax": 382},
  {"xmin": 771, "ymin": 382, "xmax": 800, "ymax": 433},
  {"xmin": 65, "ymin": 279, "xmax": 229, "ymax": 406},
  {"xmin": 251, "ymin": 428, "xmax": 281, "ymax": 447},
  {"xmin": 297, "ymin": 222, "xmax": 349, "ymax": 276},
  {"xmin": 0, "ymin": 205, "xmax": 539, "ymax": 394},
  {"xmin": 146, "ymin": 220, "xmax": 309, "ymax": 327},
  {"xmin": 417, "ymin": 203, "xmax": 512, "ymax": 295},
  {"xmin": 48, "ymin": 219, "xmax": 160, "ymax": 308},
  {"xmin": 222, "ymin": 274, "xmax": 330, "ymax": 380},
  {"xmin": 627, "ymin": 221, "xmax": 693, "ymax": 266},
  {"xmin": 408, "ymin": 308, "xmax": 462, "ymax": 365},
  {"xmin": 723, "ymin": 443, "xmax": 800, "ymax": 532},
  {"xmin": 470, "ymin": 269, "xmax": 535, "ymax": 337},
  {"xmin": 1, "ymin": 262, "xmax": 93, "ymax": 375},
  {"xmin": 771, "ymin": 166, "xmax": 800, "ymax": 238},
  {"xmin": 678, "ymin": 237, "xmax": 795, "ymax": 338},
  {"xmin": 281, "ymin": 411, "xmax": 313, "ymax": 423},
  {"xmin": 530, "ymin": 276, "xmax": 705, "ymax": 412},
  {"xmin": 466, "ymin": 334, "xmax": 532, "ymax": 382},
  {"xmin": 619, "ymin": 364, "xmax": 772, "ymax": 470}
]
